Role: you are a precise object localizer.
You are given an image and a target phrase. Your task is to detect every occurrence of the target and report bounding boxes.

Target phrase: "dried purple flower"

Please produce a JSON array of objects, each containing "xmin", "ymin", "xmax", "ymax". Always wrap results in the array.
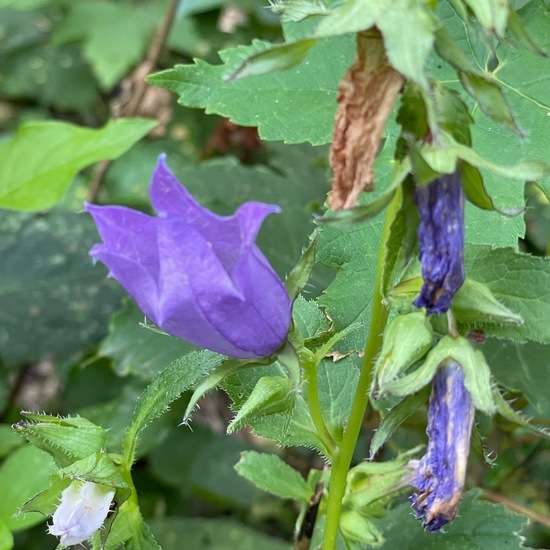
[
  {"xmin": 86, "ymin": 155, "xmax": 291, "ymax": 359},
  {"xmin": 414, "ymin": 170, "xmax": 465, "ymax": 314},
  {"xmin": 411, "ymin": 361, "xmax": 474, "ymax": 531}
]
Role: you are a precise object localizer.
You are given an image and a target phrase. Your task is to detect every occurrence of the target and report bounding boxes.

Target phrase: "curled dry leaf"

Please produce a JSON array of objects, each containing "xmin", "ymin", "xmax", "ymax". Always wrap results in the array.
[{"xmin": 328, "ymin": 30, "xmax": 404, "ymax": 210}]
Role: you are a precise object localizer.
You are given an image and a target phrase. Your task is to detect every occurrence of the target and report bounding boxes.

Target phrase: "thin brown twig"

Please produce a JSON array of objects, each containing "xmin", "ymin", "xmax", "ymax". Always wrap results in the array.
[
  {"xmin": 481, "ymin": 488, "xmax": 550, "ymax": 529},
  {"xmin": 87, "ymin": 0, "xmax": 180, "ymax": 202}
]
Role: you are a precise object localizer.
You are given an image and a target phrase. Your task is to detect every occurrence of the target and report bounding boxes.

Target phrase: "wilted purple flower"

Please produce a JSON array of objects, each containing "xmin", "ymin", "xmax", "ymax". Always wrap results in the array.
[
  {"xmin": 48, "ymin": 481, "xmax": 115, "ymax": 546},
  {"xmin": 86, "ymin": 155, "xmax": 291, "ymax": 359},
  {"xmin": 411, "ymin": 361, "xmax": 474, "ymax": 531},
  {"xmin": 414, "ymin": 170, "xmax": 465, "ymax": 314}
]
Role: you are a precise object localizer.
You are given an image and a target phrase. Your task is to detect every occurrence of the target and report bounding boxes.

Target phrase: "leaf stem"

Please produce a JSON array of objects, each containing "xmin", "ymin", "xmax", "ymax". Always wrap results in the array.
[
  {"xmin": 302, "ymin": 352, "xmax": 338, "ymax": 459},
  {"xmin": 322, "ymin": 191, "xmax": 401, "ymax": 549}
]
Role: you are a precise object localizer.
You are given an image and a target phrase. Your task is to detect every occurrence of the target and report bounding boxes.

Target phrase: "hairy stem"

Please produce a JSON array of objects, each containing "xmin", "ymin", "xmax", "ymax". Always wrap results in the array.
[{"xmin": 322, "ymin": 190, "xmax": 401, "ymax": 549}]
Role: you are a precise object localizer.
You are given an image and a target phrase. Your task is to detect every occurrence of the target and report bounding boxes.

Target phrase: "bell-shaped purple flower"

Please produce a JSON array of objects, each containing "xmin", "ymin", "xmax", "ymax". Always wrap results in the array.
[
  {"xmin": 414, "ymin": 170, "xmax": 465, "ymax": 314},
  {"xmin": 411, "ymin": 361, "xmax": 474, "ymax": 531},
  {"xmin": 86, "ymin": 155, "xmax": 291, "ymax": 359}
]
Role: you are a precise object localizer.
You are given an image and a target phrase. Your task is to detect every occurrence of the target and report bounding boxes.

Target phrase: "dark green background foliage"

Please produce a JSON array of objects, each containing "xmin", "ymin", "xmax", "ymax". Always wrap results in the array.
[{"xmin": 1, "ymin": 1, "xmax": 550, "ymax": 549}]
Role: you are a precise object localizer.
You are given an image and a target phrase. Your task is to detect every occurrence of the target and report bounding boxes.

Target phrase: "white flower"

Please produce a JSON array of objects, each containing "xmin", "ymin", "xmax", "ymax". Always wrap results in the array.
[{"xmin": 48, "ymin": 481, "xmax": 115, "ymax": 547}]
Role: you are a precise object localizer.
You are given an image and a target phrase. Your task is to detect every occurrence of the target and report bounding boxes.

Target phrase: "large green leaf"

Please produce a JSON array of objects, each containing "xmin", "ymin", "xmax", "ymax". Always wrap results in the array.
[
  {"xmin": 0, "ymin": 119, "xmax": 157, "ymax": 211},
  {"xmin": 52, "ymin": 2, "xmax": 158, "ymax": 89},
  {"xmin": 375, "ymin": 490, "xmax": 528, "ymax": 549},
  {"xmin": 316, "ymin": 214, "xmax": 384, "ymax": 352},
  {"xmin": 0, "ymin": 445, "xmax": 55, "ymax": 532},
  {"xmin": 0, "ymin": 210, "xmax": 122, "ymax": 367},
  {"xmin": 235, "ymin": 451, "xmax": 311, "ymax": 501},
  {"xmin": 483, "ymin": 338, "xmax": 550, "ymax": 416},
  {"xmin": 148, "ymin": 34, "xmax": 355, "ymax": 145},
  {"xmin": 465, "ymin": 246, "xmax": 550, "ymax": 344}
]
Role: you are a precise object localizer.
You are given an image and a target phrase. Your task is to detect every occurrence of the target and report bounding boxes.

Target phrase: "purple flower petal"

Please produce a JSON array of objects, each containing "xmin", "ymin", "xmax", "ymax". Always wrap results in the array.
[
  {"xmin": 86, "ymin": 155, "xmax": 291, "ymax": 358},
  {"xmin": 411, "ymin": 361, "xmax": 474, "ymax": 531},
  {"xmin": 413, "ymin": 170, "xmax": 465, "ymax": 314}
]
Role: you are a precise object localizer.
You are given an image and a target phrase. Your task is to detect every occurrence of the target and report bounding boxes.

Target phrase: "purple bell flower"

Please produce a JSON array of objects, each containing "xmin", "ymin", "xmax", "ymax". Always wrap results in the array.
[
  {"xmin": 411, "ymin": 361, "xmax": 475, "ymax": 531},
  {"xmin": 86, "ymin": 155, "xmax": 291, "ymax": 359},
  {"xmin": 414, "ymin": 170, "xmax": 465, "ymax": 314}
]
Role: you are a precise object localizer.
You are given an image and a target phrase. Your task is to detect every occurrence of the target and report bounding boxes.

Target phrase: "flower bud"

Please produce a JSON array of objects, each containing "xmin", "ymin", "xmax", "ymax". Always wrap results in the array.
[{"xmin": 48, "ymin": 481, "xmax": 115, "ymax": 547}]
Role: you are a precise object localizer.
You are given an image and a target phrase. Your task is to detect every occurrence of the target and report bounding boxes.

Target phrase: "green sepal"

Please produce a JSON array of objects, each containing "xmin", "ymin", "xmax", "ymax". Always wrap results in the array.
[
  {"xmin": 344, "ymin": 447, "xmax": 420, "ymax": 512},
  {"xmin": 183, "ymin": 357, "xmax": 269, "ymax": 422},
  {"xmin": 339, "ymin": 510, "xmax": 384, "ymax": 546},
  {"xmin": 462, "ymin": 0, "xmax": 510, "ymax": 37},
  {"xmin": 452, "ymin": 278, "xmax": 524, "ymax": 327},
  {"xmin": 438, "ymin": 336, "xmax": 496, "ymax": 415},
  {"xmin": 13, "ymin": 413, "xmax": 108, "ymax": 468},
  {"xmin": 227, "ymin": 377, "xmax": 295, "ymax": 434},
  {"xmin": 285, "ymin": 235, "xmax": 316, "ymax": 302},
  {"xmin": 507, "ymin": 8, "xmax": 547, "ymax": 56},
  {"xmin": 228, "ymin": 38, "xmax": 318, "ymax": 81},
  {"xmin": 374, "ymin": 312, "xmax": 434, "ymax": 395}
]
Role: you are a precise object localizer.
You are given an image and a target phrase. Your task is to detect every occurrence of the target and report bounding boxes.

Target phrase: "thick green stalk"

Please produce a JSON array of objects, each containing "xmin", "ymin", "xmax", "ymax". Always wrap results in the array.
[{"xmin": 322, "ymin": 191, "xmax": 401, "ymax": 549}]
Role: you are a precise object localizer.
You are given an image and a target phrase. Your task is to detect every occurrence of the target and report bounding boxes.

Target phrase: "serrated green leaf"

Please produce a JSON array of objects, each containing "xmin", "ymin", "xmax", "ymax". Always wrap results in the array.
[
  {"xmin": 235, "ymin": 450, "xmax": 311, "ymax": 501},
  {"xmin": 374, "ymin": 490, "xmax": 528, "ymax": 549},
  {"xmin": 316, "ymin": 214, "xmax": 384, "ymax": 352},
  {"xmin": 13, "ymin": 413, "xmax": 107, "ymax": 468},
  {"xmin": 0, "ymin": 445, "xmax": 55, "ymax": 532},
  {"xmin": 293, "ymin": 296, "xmax": 331, "ymax": 340},
  {"xmin": 482, "ymin": 338, "xmax": 550, "ymax": 415},
  {"xmin": 228, "ymin": 376, "xmax": 295, "ymax": 434},
  {"xmin": 123, "ymin": 351, "xmax": 225, "ymax": 464},
  {"xmin": 0, "ymin": 119, "xmax": 156, "ymax": 211},
  {"xmin": 464, "ymin": 246, "xmax": 550, "ymax": 343},
  {"xmin": 493, "ymin": 387, "xmax": 550, "ymax": 441},
  {"xmin": 317, "ymin": 355, "xmax": 360, "ymax": 439},
  {"xmin": 148, "ymin": 35, "xmax": 355, "ymax": 145}
]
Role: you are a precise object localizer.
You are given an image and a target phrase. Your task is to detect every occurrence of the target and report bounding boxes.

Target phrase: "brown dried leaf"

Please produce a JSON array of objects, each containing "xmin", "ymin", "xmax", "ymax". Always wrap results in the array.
[{"xmin": 328, "ymin": 30, "xmax": 404, "ymax": 210}]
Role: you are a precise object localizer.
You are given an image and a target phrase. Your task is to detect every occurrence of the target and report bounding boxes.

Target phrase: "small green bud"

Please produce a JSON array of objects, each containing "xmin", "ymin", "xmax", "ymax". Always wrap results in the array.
[
  {"xmin": 452, "ymin": 278, "xmax": 524, "ymax": 326},
  {"xmin": 374, "ymin": 312, "xmax": 433, "ymax": 396}
]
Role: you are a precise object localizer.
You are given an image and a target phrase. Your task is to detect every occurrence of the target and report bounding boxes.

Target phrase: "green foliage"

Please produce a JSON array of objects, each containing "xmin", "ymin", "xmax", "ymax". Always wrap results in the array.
[
  {"xmin": 235, "ymin": 451, "xmax": 311, "ymax": 500},
  {"xmin": 375, "ymin": 490, "xmax": 528, "ymax": 550},
  {"xmin": 0, "ymin": 210, "xmax": 122, "ymax": 367},
  {"xmin": 0, "ymin": 445, "xmax": 55, "ymax": 532},
  {"xmin": 3, "ymin": 0, "xmax": 550, "ymax": 548},
  {"xmin": 0, "ymin": 119, "xmax": 156, "ymax": 211},
  {"xmin": 148, "ymin": 35, "xmax": 355, "ymax": 145}
]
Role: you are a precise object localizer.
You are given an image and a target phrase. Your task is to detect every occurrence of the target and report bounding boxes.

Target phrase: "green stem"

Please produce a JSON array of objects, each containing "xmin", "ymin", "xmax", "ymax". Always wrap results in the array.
[
  {"xmin": 322, "ymin": 191, "xmax": 401, "ymax": 549},
  {"xmin": 303, "ymin": 352, "xmax": 338, "ymax": 459}
]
